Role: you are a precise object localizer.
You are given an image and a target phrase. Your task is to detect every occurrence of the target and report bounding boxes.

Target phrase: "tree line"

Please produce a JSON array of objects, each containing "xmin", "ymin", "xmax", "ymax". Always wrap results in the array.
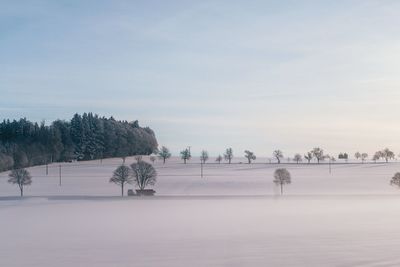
[
  {"xmin": 0, "ymin": 113, "xmax": 158, "ymax": 171},
  {"xmin": 154, "ymin": 147, "xmax": 398, "ymax": 165}
]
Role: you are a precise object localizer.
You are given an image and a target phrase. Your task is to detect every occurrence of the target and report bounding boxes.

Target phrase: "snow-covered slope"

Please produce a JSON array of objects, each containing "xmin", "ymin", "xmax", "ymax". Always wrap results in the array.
[{"xmin": 0, "ymin": 156, "xmax": 399, "ymax": 197}]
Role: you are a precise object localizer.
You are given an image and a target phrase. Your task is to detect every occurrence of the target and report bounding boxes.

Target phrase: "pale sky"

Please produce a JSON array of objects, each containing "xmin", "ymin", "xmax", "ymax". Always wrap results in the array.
[{"xmin": 1, "ymin": 1, "xmax": 400, "ymax": 157}]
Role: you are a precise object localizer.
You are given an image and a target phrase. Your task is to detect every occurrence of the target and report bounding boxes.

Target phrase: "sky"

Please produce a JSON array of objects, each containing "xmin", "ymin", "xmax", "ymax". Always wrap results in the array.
[{"xmin": 1, "ymin": 0, "xmax": 400, "ymax": 157}]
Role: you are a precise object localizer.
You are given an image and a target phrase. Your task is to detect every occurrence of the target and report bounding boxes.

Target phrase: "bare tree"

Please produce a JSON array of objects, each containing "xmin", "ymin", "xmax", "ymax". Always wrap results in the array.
[
  {"xmin": 244, "ymin": 150, "xmax": 256, "ymax": 164},
  {"xmin": 293, "ymin": 154, "xmax": 302, "ymax": 164},
  {"xmin": 273, "ymin": 168, "xmax": 291, "ymax": 195},
  {"xmin": 158, "ymin": 146, "xmax": 171, "ymax": 164},
  {"xmin": 200, "ymin": 150, "xmax": 209, "ymax": 164},
  {"xmin": 149, "ymin": 156, "xmax": 156, "ymax": 163},
  {"xmin": 224, "ymin": 148, "xmax": 234, "ymax": 164},
  {"xmin": 354, "ymin": 152, "xmax": 361, "ymax": 161},
  {"xmin": 215, "ymin": 155, "xmax": 223, "ymax": 164},
  {"xmin": 130, "ymin": 161, "xmax": 157, "ymax": 190},
  {"xmin": 134, "ymin": 155, "xmax": 143, "ymax": 162},
  {"xmin": 361, "ymin": 153, "xmax": 368, "ymax": 163},
  {"xmin": 338, "ymin": 153, "xmax": 349, "ymax": 162},
  {"xmin": 380, "ymin": 148, "xmax": 395, "ymax": 163},
  {"xmin": 390, "ymin": 172, "xmax": 400, "ymax": 188},
  {"xmin": 8, "ymin": 168, "xmax": 32, "ymax": 197},
  {"xmin": 110, "ymin": 165, "xmax": 133, "ymax": 196},
  {"xmin": 312, "ymin": 147, "xmax": 325, "ymax": 164},
  {"xmin": 273, "ymin": 150, "xmax": 283, "ymax": 164},
  {"xmin": 180, "ymin": 148, "xmax": 191, "ymax": 164},
  {"xmin": 304, "ymin": 152, "xmax": 313, "ymax": 164},
  {"xmin": 372, "ymin": 152, "xmax": 381, "ymax": 163}
]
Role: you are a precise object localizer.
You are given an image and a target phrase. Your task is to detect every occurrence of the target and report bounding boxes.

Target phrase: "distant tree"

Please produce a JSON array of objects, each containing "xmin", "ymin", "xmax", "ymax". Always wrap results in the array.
[
  {"xmin": 304, "ymin": 152, "xmax": 313, "ymax": 164},
  {"xmin": 273, "ymin": 168, "xmax": 291, "ymax": 195},
  {"xmin": 180, "ymin": 148, "xmax": 191, "ymax": 164},
  {"xmin": 200, "ymin": 150, "xmax": 209, "ymax": 164},
  {"xmin": 134, "ymin": 155, "xmax": 143, "ymax": 162},
  {"xmin": 273, "ymin": 150, "xmax": 283, "ymax": 164},
  {"xmin": 390, "ymin": 172, "xmax": 400, "ymax": 188},
  {"xmin": 215, "ymin": 155, "xmax": 223, "ymax": 164},
  {"xmin": 361, "ymin": 153, "xmax": 368, "ymax": 163},
  {"xmin": 149, "ymin": 156, "xmax": 156, "ymax": 163},
  {"xmin": 244, "ymin": 150, "xmax": 256, "ymax": 164},
  {"xmin": 158, "ymin": 146, "xmax": 171, "ymax": 164},
  {"xmin": 293, "ymin": 154, "xmax": 302, "ymax": 164},
  {"xmin": 286, "ymin": 157, "xmax": 291, "ymax": 163},
  {"xmin": 338, "ymin": 153, "xmax": 349, "ymax": 162},
  {"xmin": 380, "ymin": 148, "xmax": 395, "ymax": 163},
  {"xmin": 372, "ymin": 151, "xmax": 381, "ymax": 163},
  {"xmin": 354, "ymin": 152, "xmax": 361, "ymax": 161},
  {"xmin": 8, "ymin": 168, "xmax": 32, "ymax": 197},
  {"xmin": 312, "ymin": 147, "xmax": 325, "ymax": 164},
  {"xmin": 110, "ymin": 165, "xmax": 133, "ymax": 196},
  {"xmin": 130, "ymin": 161, "xmax": 157, "ymax": 190},
  {"xmin": 224, "ymin": 148, "xmax": 234, "ymax": 164}
]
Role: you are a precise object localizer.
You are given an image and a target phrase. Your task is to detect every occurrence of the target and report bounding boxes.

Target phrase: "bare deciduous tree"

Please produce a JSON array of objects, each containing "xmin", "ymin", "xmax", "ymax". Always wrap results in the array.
[
  {"xmin": 390, "ymin": 172, "xmax": 400, "ymax": 188},
  {"xmin": 273, "ymin": 168, "xmax": 291, "ymax": 195},
  {"xmin": 180, "ymin": 148, "xmax": 191, "ymax": 164},
  {"xmin": 224, "ymin": 148, "xmax": 234, "ymax": 164},
  {"xmin": 304, "ymin": 152, "xmax": 313, "ymax": 164},
  {"xmin": 130, "ymin": 161, "xmax": 157, "ymax": 190},
  {"xmin": 8, "ymin": 168, "xmax": 32, "ymax": 197},
  {"xmin": 273, "ymin": 150, "xmax": 283, "ymax": 164},
  {"xmin": 372, "ymin": 152, "xmax": 381, "ymax": 163},
  {"xmin": 215, "ymin": 155, "xmax": 223, "ymax": 164},
  {"xmin": 200, "ymin": 150, "xmax": 209, "ymax": 164},
  {"xmin": 244, "ymin": 150, "xmax": 256, "ymax": 164},
  {"xmin": 293, "ymin": 154, "xmax": 302, "ymax": 164},
  {"xmin": 158, "ymin": 146, "xmax": 171, "ymax": 164},
  {"xmin": 380, "ymin": 148, "xmax": 395, "ymax": 163},
  {"xmin": 312, "ymin": 147, "xmax": 325, "ymax": 164},
  {"xmin": 361, "ymin": 153, "xmax": 368, "ymax": 163},
  {"xmin": 110, "ymin": 165, "xmax": 133, "ymax": 196}
]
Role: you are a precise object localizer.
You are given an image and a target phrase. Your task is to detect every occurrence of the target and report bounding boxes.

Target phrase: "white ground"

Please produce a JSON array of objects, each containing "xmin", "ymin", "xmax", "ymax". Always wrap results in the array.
[{"xmin": 1, "ymin": 157, "xmax": 400, "ymax": 266}]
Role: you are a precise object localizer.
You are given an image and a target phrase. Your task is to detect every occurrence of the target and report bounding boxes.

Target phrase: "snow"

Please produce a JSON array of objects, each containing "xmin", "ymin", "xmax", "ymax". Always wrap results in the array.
[{"xmin": 1, "ymin": 157, "xmax": 400, "ymax": 266}]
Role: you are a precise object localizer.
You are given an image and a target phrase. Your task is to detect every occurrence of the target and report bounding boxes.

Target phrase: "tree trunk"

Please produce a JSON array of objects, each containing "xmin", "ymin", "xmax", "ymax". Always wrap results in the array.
[
  {"xmin": 278, "ymin": 158, "xmax": 280, "ymax": 164},
  {"xmin": 121, "ymin": 183, "xmax": 124, "ymax": 196},
  {"xmin": 20, "ymin": 185, "xmax": 23, "ymax": 197},
  {"xmin": 163, "ymin": 158, "xmax": 166, "ymax": 164},
  {"xmin": 184, "ymin": 159, "xmax": 186, "ymax": 164},
  {"xmin": 280, "ymin": 184, "xmax": 283, "ymax": 195}
]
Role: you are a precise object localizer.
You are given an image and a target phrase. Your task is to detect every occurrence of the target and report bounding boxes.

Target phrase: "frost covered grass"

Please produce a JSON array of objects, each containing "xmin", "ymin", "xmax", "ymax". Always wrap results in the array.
[{"xmin": 1, "ymin": 157, "xmax": 400, "ymax": 266}]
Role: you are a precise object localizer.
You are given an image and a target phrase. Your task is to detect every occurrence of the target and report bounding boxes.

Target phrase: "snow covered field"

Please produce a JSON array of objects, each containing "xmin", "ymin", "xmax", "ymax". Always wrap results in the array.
[{"xmin": 1, "ymin": 157, "xmax": 400, "ymax": 266}]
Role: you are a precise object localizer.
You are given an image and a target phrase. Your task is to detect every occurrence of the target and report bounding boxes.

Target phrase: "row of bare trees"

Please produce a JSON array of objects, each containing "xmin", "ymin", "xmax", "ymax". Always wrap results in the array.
[{"xmin": 154, "ymin": 146, "xmax": 397, "ymax": 165}]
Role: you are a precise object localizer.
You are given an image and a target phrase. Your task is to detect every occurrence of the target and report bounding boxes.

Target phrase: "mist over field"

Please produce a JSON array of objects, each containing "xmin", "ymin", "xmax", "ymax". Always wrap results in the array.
[{"xmin": 2, "ymin": 157, "xmax": 400, "ymax": 266}]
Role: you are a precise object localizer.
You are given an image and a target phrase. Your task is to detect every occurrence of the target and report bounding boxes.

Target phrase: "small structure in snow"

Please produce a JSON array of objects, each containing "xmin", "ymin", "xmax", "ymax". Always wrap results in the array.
[{"xmin": 136, "ymin": 189, "xmax": 156, "ymax": 196}]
